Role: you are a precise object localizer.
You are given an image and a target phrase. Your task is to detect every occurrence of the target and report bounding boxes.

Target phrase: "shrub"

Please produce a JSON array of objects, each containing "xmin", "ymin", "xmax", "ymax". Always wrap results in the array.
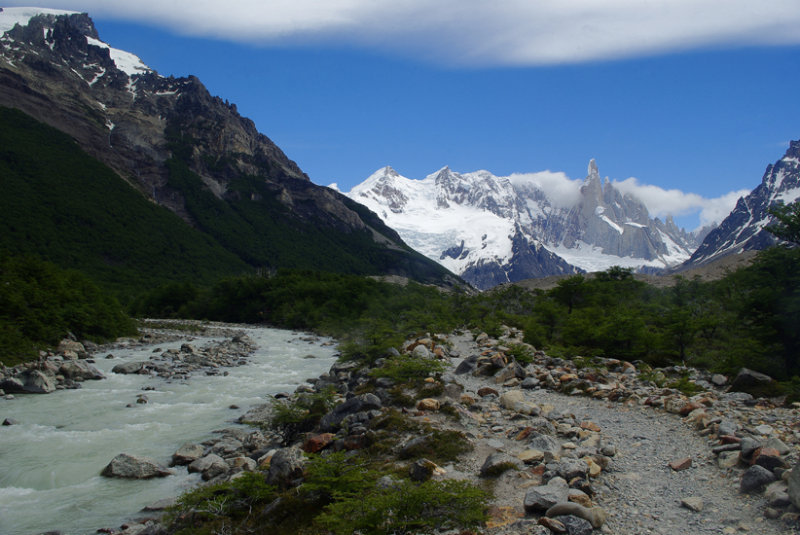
[
  {"xmin": 315, "ymin": 479, "xmax": 489, "ymax": 535},
  {"xmin": 370, "ymin": 354, "xmax": 445, "ymax": 384},
  {"xmin": 268, "ymin": 387, "xmax": 337, "ymax": 443}
]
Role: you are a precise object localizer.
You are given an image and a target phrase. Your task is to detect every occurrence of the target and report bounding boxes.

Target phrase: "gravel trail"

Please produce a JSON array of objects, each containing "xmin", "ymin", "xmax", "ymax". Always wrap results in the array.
[{"xmin": 442, "ymin": 333, "xmax": 795, "ymax": 535}]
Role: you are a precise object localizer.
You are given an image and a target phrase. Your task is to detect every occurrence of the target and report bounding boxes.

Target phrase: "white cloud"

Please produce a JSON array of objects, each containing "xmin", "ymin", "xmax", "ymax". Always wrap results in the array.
[
  {"xmin": 509, "ymin": 171, "xmax": 582, "ymax": 207},
  {"xmin": 508, "ymin": 170, "xmax": 748, "ymax": 229},
  {"xmin": 7, "ymin": 0, "xmax": 800, "ymax": 66},
  {"xmin": 612, "ymin": 176, "xmax": 748, "ymax": 229}
]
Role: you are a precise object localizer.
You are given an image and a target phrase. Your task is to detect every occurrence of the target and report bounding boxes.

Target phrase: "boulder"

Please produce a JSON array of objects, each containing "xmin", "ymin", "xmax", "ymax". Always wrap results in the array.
[
  {"xmin": 171, "ymin": 443, "xmax": 205, "ymax": 466},
  {"xmin": 523, "ymin": 476, "xmax": 569, "ymax": 513},
  {"xmin": 101, "ymin": 453, "xmax": 172, "ymax": 479},
  {"xmin": 188, "ymin": 454, "xmax": 229, "ymax": 481},
  {"xmin": 266, "ymin": 446, "xmax": 305, "ymax": 488},
  {"xmin": 19, "ymin": 370, "xmax": 55, "ymax": 394},
  {"xmin": 59, "ymin": 360, "xmax": 104, "ymax": 381},
  {"xmin": 729, "ymin": 368, "xmax": 775, "ymax": 397},
  {"xmin": 740, "ymin": 465, "xmax": 776, "ymax": 493},
  {"xmin": 112, "ymin": 361, "xmax": 146, "ymax": 374},
  {"xmin": 411, "ymin": 344, "xmax": 431, "ymax": 359},
  {"xmin": 0, "ymin": 377, "xmax": 25, "ymax": 394}
]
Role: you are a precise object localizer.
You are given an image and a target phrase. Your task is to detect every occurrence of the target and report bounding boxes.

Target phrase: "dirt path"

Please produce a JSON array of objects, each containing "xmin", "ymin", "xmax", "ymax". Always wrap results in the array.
[{"xmin": 435, "ymin": 333, "xmax": 794, "ymax": 535}]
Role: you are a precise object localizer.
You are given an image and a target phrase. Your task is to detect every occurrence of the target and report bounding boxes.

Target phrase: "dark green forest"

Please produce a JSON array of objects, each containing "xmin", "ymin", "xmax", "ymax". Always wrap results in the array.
[{"xmin": 129, "ymin": 239, "xmax": 800, "ymax": 385}]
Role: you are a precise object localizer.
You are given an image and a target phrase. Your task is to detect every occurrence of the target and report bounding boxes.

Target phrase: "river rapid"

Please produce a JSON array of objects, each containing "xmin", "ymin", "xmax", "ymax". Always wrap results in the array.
[{"xmin": 0, "ymin": 324, "xmax": 339, "ymax": 535}]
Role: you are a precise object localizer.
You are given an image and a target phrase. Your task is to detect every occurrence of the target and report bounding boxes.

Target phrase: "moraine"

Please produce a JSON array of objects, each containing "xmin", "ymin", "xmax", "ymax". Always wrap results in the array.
[{"xmin": 0, "ymin": 323, "xmax": 338, "ymax": 535}]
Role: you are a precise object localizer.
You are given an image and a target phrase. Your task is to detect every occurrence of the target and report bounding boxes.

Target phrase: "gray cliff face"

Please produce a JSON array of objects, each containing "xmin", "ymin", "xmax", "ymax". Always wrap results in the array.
[
  {"xmin": 552, "ymin": 159, "xmax": 680, "ymax": 261},
  {"xmin": 683, "ymin": 140, "xmax": 800, "ymax": 269}
]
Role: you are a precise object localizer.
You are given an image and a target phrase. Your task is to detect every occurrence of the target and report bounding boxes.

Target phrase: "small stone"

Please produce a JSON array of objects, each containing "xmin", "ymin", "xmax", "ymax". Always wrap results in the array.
[
  {"xmin": 669, "ymin": 457, "xmax": 692, "ymax": 471},
  {"xmin": 579, "ymin": 421, "xmax": 601, "ymax": 432},
  {"xmin": 518, "ymin": 449, "xmax": 545, "ymax": 464},
  {"xmin": 2, "ymin": 417, "xmax": 19, "ymax": 426},
  {"xmin": 755, "ymin": 424, "xmax": 775, "ymax": 436},
  {"xmin": 477, "ymin": 386, "xmax": 499, "ymax": 397},
  {"xmin": 416, "ymin": 398, "xmax": 440, "ymax": 411},
  {"xmin": 681, "ymin": 497, "xmax": 704, "ymax": 512},
  {"xmin": 538, "ymin": 516, "xmax": 566, "ymax": 533}
]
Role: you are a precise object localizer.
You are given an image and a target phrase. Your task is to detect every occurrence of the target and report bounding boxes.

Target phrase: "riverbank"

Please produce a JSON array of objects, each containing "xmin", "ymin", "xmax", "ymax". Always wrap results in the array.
[{"xmin": 0, "ymin": 322, "xmax": 338, "ymax": 535}]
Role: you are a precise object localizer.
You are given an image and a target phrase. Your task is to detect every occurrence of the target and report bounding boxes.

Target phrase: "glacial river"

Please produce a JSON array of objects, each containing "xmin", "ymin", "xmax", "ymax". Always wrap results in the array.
[{"xmin": 0, "ymin": 325, "xmax": 339, "ymax": 535}]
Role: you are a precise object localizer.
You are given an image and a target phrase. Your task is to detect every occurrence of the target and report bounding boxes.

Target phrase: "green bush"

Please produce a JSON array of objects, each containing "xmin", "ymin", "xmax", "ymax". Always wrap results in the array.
[
  {"xmin": 315, "ymin": 479, "xmax": 489, "ymax": 535},
  {"xmin": 268, "ymin": 387, "xmax": 338, "ymax": 444},
  {"xmin": 370, "ymin": 354, "xmax": 445, "ymax": 384}
]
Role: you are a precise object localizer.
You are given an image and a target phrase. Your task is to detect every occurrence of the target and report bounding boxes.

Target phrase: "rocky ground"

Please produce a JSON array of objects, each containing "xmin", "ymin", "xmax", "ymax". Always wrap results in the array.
[
  {"xmin": 43, "ymin": 325, "xmax": 800, "ymax": 535},
  {"xmin": 427, "ymin": 331, "xmax": 800, "ymax": 534}
]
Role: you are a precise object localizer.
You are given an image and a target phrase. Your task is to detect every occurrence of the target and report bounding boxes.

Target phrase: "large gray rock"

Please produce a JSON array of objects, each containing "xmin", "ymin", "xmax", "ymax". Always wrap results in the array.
[
  {"xmin": 101, "ymin": 453, "xmax": 172, "ymax": 479},
  {"xmin": 788, "ymin": 461, "xmax": 800, "ymax": 509},
  {"xmin": 19, "ymin": 370, "xmax": 55, "ymax": 393},
  {"xmin": 171, "ymin": 443, "xmax": 205, "ymax": 466},
  {"xmin": 740, "ymin": 465, "xmax": 776, "ymax": 493},
  {"xmin": 729, "ymin": 368, "xmax": 775, "ymax": 397},
  {"xmin": 189, "ymin": 453, "xmax": 229, "ymax": 481},
  {"xmin": 266, "ymin": 446, "xmax": 306, "ymax": 488},
  {"xmin": 523, "ymin": 476, "xmax": 569, "ymax": 513},
  {"xmin": 0, "ymin": 377, "xmax": 25, "ymax": 394},
  {"xmin": 111, "ymin": 361, "xmax": 146, "ymax": 374},
  {"xmin": 59, "ymin": 360, "xmax": 104, "ymax": 381}
]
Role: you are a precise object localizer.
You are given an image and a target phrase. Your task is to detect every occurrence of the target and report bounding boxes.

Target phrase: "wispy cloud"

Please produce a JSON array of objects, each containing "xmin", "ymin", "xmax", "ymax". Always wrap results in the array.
[
  {"xmin": 509, "ymin": 170, "xmax": 747, "ymax": 229},
  {"xmin": 612, "ymin": 177, "xmax": 749, "ymax": 228},
  {"xmin": 10, "ymin": 1, "xmax": 800, "ymax": 66}
]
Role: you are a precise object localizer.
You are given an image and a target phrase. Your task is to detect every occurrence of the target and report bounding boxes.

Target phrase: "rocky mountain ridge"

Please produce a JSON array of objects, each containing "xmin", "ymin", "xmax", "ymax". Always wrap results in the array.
[
  {"xmin": 0, "ymin": 8, "xmax": 454, "ymax": 285},
  {"xmin": 346, "ymin": 161, "xmax": 700, "ymax": 289},
  {"xmin": 681, "ymin": 140, "xmax": 800, "ymax": 269}
]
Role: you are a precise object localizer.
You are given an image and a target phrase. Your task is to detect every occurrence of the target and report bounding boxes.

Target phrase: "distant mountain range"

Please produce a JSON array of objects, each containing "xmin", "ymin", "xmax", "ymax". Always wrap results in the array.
[
  {"xmin": 0, "ymin": 8, "xmax": 456, "ymax": 293},
  {"xmin": 344, "ymin": 160, "xmax": 705, "ymax": 289},
  {"xmin": 681, "ymin": 140, "xmax": 800, "ymax": 269},
  {"xmin": 2, "ymin": 8, "xmax": 796, "ymax": 294}
]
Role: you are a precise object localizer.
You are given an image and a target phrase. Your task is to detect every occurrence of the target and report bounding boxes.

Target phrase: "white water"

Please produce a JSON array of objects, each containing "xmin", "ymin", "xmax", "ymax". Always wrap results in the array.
[{"xmin": 0, "ymin": 325, "xmax": 339, "ymax": 535}]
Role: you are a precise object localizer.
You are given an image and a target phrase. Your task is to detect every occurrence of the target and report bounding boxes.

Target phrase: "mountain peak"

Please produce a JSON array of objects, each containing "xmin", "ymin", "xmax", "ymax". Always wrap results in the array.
[
  {"xmin": 0, "ymin": 7, "xmax": 79, "ymax": 33},
  {"xmin": 588, "ymin": 158, "xmax": 600, "ymax": 180}
]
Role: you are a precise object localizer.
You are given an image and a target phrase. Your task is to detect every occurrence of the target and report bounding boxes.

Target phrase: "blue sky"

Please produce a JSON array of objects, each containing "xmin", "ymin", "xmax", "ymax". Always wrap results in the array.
[{"xmin": 5, "ymin": 2, "xmax": 800, "ymax": 229}]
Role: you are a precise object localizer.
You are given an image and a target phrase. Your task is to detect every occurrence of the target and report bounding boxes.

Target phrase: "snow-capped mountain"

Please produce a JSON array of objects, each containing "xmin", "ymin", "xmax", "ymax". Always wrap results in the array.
[
  {"xmin": 682, "ymin": 140, "xmax": 800, "ymax": 268},
  {"xmin": 345, "ymin": 161, "xmax": 700, "ymax": 289}
]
